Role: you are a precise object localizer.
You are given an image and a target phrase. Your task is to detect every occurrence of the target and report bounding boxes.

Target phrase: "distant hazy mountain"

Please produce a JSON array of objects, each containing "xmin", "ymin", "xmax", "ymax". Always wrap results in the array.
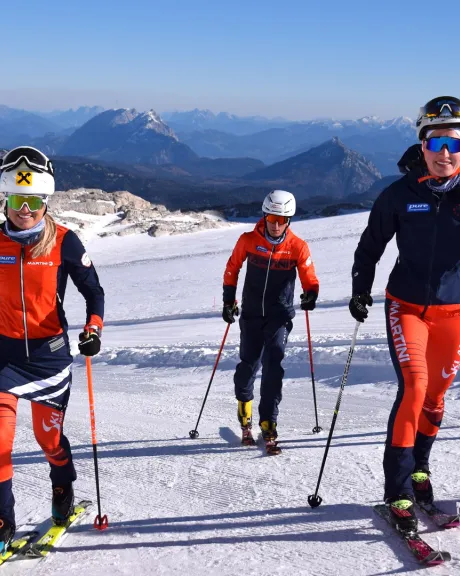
[
  {"xmin": 355, "ymin": 174, "xmax": 402, "ymax": 201},
  {"xmin": 0, "ymin": 113, "xmax": 61, "ymax": 147},
  {"xmin": 243, "ymin": 137, "xmax": 381, "ymax": 206},
  {"xmin": 29, "ymin": 132, "xmax": 71, "ymax": 157},
  {"xmin": 37, "ymin": 106, "xmax": 105, "ymax": 129},
  {"xmin": 164, "ymin": 109, "xmax": 290, "ymax": 135},
  {"xmin": 59, "ymin": 109, "xmax": 198, "ymax": 166},
  {"xmin": 0, "ymin": 105, "xmax": 30, "ymax": 123},
  {"xmin": 50, "ymin": 156, "xmax": 268, "ymax": 210},
  {"xmin": 180, "ymin": 116, "xmax": 416, "ymax": 175}
]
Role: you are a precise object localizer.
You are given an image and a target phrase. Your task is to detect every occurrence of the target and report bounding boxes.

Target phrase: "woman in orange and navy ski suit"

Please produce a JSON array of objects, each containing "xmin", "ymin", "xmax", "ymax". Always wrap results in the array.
[
  {"xmin": 349, "ymin": 97, "xmax": 460, "ymax": 532},
  {"xmin": 0, "ymin": 147, "xmax": 104, "ymax": 549},
  {"xmin": 223, "ymin": 190, "xmax": 319, "ymax": 443}
]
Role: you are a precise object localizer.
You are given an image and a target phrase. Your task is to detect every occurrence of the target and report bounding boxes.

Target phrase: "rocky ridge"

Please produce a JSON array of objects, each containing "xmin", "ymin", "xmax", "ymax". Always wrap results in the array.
[{"xmin": 0, "ymin": 188, "xmax": 231, "ymax": 239}]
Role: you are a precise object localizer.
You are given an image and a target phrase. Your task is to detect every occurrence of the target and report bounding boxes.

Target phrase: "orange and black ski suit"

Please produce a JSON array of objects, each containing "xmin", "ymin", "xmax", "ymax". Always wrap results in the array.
[
  {"xmin": 352, "ymin": 166, "xmax": 460, "ymax": 499},
  {"xmin": 0, "ymin": 222, "xmax": 104, "ymax": 525},
  {"xmin": 223, "ymin": 218, "xmax": 319, "ymax": 423}
]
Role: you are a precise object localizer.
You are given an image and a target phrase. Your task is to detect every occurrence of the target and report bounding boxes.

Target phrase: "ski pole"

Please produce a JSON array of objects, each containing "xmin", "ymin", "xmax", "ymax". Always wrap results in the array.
[
  {"xmin": 306, "ymin": 311, "xmax": 322, "ymax": 434},
  {"xmin": 308, "ymin": 321, "xmax": 360, "ymax": 508},
  {"xmin": 86, "ymin": 357, "xmax": 109, "ymax": 530},
  {"xmin": 189, "ymin": 322, "xmax": 231, "ymax": 439}
]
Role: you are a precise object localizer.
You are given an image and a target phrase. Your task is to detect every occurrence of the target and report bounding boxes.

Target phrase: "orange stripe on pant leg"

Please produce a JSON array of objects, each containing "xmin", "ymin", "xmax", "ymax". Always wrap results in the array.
[
  {"xmin": 0, "ymin": 393, "xmax": 18, "ymax": 482},
  {"xmin": 388, "ymin": 300, "xmax": 429, "ymax": 447},
  {"xmin": 31, "ymin": 403, "xmax": 69, "ymax": 467},
  {"xmin": 420, "ymin": 311, "xmax": 460, "ymax": 436}
]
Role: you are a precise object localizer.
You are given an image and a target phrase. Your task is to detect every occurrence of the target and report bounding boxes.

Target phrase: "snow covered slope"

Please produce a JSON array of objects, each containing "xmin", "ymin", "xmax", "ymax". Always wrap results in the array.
[{"xmin": 7, "ymin": 212, "xmax": 460, "ymax": 575}]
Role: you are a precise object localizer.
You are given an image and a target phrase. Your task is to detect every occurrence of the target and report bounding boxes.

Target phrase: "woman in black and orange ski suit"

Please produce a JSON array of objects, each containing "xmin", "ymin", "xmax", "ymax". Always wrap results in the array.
[
  {"xmin": 349, "ymin": 96, "xmax": 460, "ymax": 532},
  {"xmin": 0, "ymin": 147, "xmax": 104, "ymax": 549}
]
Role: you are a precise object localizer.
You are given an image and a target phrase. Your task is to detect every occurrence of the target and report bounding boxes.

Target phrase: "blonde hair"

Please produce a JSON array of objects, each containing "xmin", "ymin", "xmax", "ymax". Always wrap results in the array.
[{"xmin": 31, "ymin": 213, "xmax": 57, "ymax": 258}]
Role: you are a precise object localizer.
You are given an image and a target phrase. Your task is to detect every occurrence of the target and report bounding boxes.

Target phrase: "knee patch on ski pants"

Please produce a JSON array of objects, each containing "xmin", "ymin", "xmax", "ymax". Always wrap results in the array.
[
  {"xmin": 0, "ymin": 394, "xmax": 70, "ymax": 482},
  {"xmin": 0, "ymin": 394, "xmax": 17, "ymax": 482},
  {"xmin": 32, "ymin": 404, "xmax": 69, "ymax": 467}
]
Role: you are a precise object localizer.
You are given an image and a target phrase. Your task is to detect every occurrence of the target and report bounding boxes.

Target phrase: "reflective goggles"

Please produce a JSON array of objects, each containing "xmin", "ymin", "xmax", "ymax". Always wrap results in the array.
[
  {"xmin": 7, "ymin": 194, "xmax": 48, "ymax": 212},
  {"xmin": 1, "ymin": 147, "xmax": 54, "ymax": 175},
  {"xmin": 425, "ymin": 136, "xmax": 460, "ymax": 154},
  {"xmin": 421, "ymin": 97, "xmax": 460, "ymax": 119},
  {"xmin": 265, "ymin": 214, "xmax": 290, "ymax": 225}
]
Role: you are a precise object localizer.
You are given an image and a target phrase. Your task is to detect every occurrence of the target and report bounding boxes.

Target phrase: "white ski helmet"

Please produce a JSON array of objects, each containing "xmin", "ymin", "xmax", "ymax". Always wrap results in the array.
[
  {"xmin": 416, "ymin": 96, "xmax": 460, "ymax": 140},
  {"xmin": 0, "ymin": 146, "xmax": 55, "ymax": 196},
  {"xmin": 262, "ymin": 190, "xmax": 296, "ymax": 217}
]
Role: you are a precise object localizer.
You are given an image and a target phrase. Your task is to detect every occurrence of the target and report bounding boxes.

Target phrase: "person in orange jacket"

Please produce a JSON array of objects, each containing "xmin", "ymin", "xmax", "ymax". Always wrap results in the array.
[
  {"xmin": 350, "ymin": 96, "xmax": 460, "ymax": 534},
  {"xmin": 0, "ymin": 147, "xmax": 104, "ymax": 551},
  {"xmin": 223, "ymin": 190, "xmax": 319, "ymax": 448}
]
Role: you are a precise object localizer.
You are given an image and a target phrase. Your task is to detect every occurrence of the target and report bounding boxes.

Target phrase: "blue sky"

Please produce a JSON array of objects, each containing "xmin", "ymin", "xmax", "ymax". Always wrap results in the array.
[{"xmin": 2, "ymin": 0, "xmax": 459, "ymax": 120}]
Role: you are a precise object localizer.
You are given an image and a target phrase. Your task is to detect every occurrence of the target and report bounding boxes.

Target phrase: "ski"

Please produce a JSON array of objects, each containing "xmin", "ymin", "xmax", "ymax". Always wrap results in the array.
[
  {"xmin": 373, "ymin": 504, "xmax": 451, "ymax": 565},
  {"xmin": 0, "ymin": 531, "xmax": 39, "ymax": 566},
  {"xmin": 417, "ymin": 501, "xmax": 460, "ymax": 529},
  {"xmin": 25, "ymin": 500, "xmax": 92, "ymax": 558},
  {"xmin": 241, "ymin": 427, "xmax": 256, "ymax": 446}
]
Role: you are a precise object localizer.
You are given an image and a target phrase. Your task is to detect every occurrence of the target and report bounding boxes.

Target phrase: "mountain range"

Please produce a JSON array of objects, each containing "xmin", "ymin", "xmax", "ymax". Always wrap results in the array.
[
  {"xmin": 0, "ymin": 105, "xmax": 413, "ymax": 214},
  {"xmin": 0, "ymin": 105, "xmax": 105, "ymax": 148},
  {"xmin": 2, "ymin": 132, "xmax": 392, "ymax": 216},
  {"xmin": 0, "ymin": 104, "xmax": 416, "ymax": 175},
  {"xmin": 163, "ymin": 109, "xmax": 290, "ymax": 135},
  {"xmin": 177, "ymin": 115, "xmax": 416, "ymax": 174}
]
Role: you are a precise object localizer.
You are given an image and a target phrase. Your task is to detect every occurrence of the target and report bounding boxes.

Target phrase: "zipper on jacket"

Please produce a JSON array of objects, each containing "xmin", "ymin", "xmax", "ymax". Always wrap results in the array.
[
  {"xmin": 20, "ymin": 246, "xmax": 30, "ymax": 360},
  {"xmin": 262, "ymin": 246, "xmax": 275, "ymax": 317},
  {"xmin": 421, "ymin": 197, "xmax": 442, "ymax": 320}
]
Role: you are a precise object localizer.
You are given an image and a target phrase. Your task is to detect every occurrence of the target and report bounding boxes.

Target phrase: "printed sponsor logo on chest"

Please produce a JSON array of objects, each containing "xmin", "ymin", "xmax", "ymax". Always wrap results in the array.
[
  {"xmin": 256, "ymin": 245, "xmax": 268, "ymax": 253},
  {"xmin": 407, "ymin": 203, "xmax": 430, "ymax": 212},
  {"xmin": 0, "ymin": 255, "xmax": 16, "ymax": 264},
  {"xmin": 26, "ymin": 261, "xmax": 54, "ymax": 266}
]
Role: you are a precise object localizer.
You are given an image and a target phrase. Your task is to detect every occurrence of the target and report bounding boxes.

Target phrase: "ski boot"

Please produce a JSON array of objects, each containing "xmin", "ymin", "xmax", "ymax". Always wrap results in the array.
[
  {"xmin": 52, "ymin": 483, "xmax": 75, "ymax": 526},
  {"xmin": 0, "ymin": 518, "xmax": 15, "ymax": 555},
  {"xmin": 412, "ymin": 468, "xmax": 434, "ymax": 506},
  {"xmin": 238, "ymin": 400, "xmax": 256, "ymax": 446},
  {"xmin": 387, "ymin": 494, "xmax": 418, "ymax": 534},
  {"xmin": 260, "ymin": 421, "xmax": 281, "ymax": 455}
]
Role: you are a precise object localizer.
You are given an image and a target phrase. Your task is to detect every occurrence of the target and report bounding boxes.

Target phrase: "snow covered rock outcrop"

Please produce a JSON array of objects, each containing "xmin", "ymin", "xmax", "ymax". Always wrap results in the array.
[{"xmin": 0, "ymin": 188, "xmax": 230, "ymax": 241}]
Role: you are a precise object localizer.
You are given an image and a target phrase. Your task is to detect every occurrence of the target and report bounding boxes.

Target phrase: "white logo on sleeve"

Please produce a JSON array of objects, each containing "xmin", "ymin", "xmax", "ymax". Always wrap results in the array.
[
  {"xmin": 81, "ymin": 253, "xmax": 92, "ymax": 267},
  {"xmin": 306, "ymin": 256, "xmax": 312, "ymax": 266}
]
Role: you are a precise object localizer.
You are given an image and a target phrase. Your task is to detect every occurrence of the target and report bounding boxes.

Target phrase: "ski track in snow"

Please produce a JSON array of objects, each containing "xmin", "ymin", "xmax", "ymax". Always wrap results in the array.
[{"xmin": 5, "ymin": 212, "xmax": 460, "ymax": 575}]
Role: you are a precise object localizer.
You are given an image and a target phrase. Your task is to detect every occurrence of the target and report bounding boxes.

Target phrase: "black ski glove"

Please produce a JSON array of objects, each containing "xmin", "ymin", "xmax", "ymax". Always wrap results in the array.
[
  {"xmin": 222, "ymin": 302, "xmax": 239, "ymax": 324},
  {"xmin": 300, "ymin": 290, "xmax": 318, "ymax": 311},
  {"xmin": 349, "ymin": 292, "xmax": 373, "ymax": 323},
  {"xmin": 78, "ymin": 328, "xmax": 101, "ymax": 356}
]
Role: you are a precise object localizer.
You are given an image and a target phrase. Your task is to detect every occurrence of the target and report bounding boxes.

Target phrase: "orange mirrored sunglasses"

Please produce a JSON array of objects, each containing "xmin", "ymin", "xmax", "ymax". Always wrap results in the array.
[{"xmin": 265, "ymin": 214, "xmax": 290, "ymax": 225}]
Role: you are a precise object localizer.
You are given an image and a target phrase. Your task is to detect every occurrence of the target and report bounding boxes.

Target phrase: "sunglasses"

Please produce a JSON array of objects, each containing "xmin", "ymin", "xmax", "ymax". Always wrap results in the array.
[
  {"xmin": 1, "ymin": 147, "xmax": 54, "ymax": 175},
  {"xmin": 265, "ymin": 214, "xmax": 290, "ymax": 225},
  {"xmin": 422, "ymin": 98, "xmax": 460, "ymax": 119},
  {"xmin": 425, "ymin": 136, "xmax": 460, "ymax": 154},
  {"xmin": 7, "ymin": 194, "xmax": 48, "ymax": 212}
]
